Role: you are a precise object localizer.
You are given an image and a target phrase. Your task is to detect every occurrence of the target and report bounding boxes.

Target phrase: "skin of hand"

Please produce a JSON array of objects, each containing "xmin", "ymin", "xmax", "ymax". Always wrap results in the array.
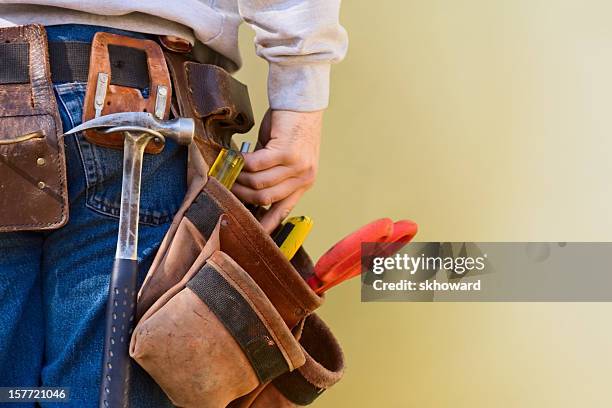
[{"xmin": 231, "ymin": 109, "xmax": 323, "ymax": 234}]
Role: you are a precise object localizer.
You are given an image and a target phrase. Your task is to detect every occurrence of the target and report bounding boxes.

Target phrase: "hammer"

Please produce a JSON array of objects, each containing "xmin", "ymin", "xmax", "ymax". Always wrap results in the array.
[{"xmin": 66, "ymin": 112, "xmax": 195, "ymax": 408}]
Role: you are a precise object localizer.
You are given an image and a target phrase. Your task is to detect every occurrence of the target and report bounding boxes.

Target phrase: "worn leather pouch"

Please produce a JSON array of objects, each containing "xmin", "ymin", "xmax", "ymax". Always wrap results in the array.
[
  {"xmin": 0, "ymin": 25, "xmax": 68, "ymax": 231},
  {"xmin": 164, "ymin": 52, "xmax": 254, "ymax": 166},
  {"xmin": 197, "ymin": 177, "xmax": 323, "ymax": 328},
  {"xmin": 139, "ymin": 55, "xmax": 321, "ymax": 328},
  {"xmin": 134, "ymin": 55, "xmax": 329, "ymax": 406},
  {"xmin": 243, "ymin": 313, "xmax": 345, "ymax": 407},
  {"xmin": 137, "ymin": 175, "xmax": 323, "ymax": 329},
  {"xmin": 131, "ymin": 219, "xmax": 305, "ymax": 408}
]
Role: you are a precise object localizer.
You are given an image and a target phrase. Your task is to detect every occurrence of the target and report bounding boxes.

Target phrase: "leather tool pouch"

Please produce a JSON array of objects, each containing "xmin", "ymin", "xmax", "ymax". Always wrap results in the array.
[
  {"xmin": 132, "ymin": 176, "xmax": 325, "ymax": 407},
  {"xmin": 132, "ymin": 226, "xmax": 306, "ymax": 408},
  {"xmin": 131, "ymin": 55, "xmax": 339, "ymax": 407},
  {"xmin": 247, "ymin": 313, "xmax": 345, "ymax": 407},
  {"xmin": 0, "ymin": 25, "xmax": 68, "ymax": 232},
  {"xmin": 164, "ymin": 52, "xmax": 254, "ymax": 166}
]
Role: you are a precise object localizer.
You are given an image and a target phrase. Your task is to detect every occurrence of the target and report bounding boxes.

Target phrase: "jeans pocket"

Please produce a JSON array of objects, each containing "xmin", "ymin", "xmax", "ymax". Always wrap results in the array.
[{"xmin": 54, "ymin": 82, "xmax": 188, "ymax": 226}]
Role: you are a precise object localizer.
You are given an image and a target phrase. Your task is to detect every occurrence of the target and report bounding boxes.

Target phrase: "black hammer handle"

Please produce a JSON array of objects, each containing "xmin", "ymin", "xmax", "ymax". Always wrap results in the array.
[{"xmin": 99, "ymin": 258, "xmax": 139, "ymax": 408}]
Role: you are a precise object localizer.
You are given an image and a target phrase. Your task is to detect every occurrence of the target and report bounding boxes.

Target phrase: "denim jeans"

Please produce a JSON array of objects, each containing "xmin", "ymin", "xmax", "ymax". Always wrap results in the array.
[{"xmin": 0, "ymin": 25, "xmax": 187, "ymax": 407}]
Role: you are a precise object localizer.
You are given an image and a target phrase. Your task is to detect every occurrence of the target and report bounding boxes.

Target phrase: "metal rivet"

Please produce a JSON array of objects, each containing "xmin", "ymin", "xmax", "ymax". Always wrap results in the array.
[
  {"xmin": 37, "ymin": 181, "xmax": 45, "ymax": 189},
  {"xmin": 36, "ymin": 157, "xmax": 46, "ymax": 166}
]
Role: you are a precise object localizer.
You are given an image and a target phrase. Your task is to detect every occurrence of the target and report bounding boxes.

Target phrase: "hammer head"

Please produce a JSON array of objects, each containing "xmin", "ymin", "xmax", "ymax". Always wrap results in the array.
[{"xmin": 65, "ymin": 112, "xmax": 195, "ymax": 146}]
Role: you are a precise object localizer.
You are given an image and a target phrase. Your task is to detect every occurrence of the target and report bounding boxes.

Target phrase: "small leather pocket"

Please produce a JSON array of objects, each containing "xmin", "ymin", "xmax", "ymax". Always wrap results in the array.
[
  {"xmin": 131, "ymin": 249, "xmax": 304, "ymax": 408},
  {"xmin": 247, "ymin": 313, "xmax": 345, "ymax": 407},
  {"xmin": 184, "ymin": 62, "xmax": 254, "ymax": 145},
  {"xmin": 0, "ymin": 25, "xmax": 68, "ymax": 231}
]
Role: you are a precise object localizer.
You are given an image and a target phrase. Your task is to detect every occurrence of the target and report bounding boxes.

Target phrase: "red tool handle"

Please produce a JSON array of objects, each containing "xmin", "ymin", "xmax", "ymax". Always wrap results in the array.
[{"xmin": 311, "ymin": 219, "xmax": 418, "ymax": 294}]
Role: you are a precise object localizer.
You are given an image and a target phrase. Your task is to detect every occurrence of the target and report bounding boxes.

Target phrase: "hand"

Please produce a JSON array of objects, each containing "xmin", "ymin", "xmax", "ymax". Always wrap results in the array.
[{"xmin": 232, "ymin": 109, "xmax": 323, "ymax": 233}]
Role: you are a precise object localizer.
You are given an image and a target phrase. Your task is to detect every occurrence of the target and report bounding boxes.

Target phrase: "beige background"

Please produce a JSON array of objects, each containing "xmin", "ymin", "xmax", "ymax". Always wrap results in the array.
[{"xmin": 234, "ymin": 1, "xmax": 612, "ymax": 406}]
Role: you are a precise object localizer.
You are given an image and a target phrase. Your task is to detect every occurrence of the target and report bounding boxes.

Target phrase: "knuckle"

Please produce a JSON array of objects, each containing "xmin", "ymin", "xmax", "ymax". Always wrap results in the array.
[
  {"xmin": 254, "ymin": 192, "xmax": 273, "ymax": 206},
  {"xmin": 304, "ymin": 178, "xmax": 315, "ymax": 189},
  {"xmin": 302, "ymin": 167, "xmax": 317, "ymax": 185},
  {"xmin": 252, "ymin": 179, "xmax": 267, "ymax": 190},
  {"xmin": 295, "ymin": 160, "xmax": 309, "ymax": 172},
  {"xmin": 284, "ymin": 150, "xmax": 300, "ymax": 164}
]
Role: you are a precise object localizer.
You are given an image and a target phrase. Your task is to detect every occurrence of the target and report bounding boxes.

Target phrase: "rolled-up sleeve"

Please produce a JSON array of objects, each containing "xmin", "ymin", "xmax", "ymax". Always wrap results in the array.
[{"xmin": 238, "ymin": 0, "xmax": 348, "ymax": 111}]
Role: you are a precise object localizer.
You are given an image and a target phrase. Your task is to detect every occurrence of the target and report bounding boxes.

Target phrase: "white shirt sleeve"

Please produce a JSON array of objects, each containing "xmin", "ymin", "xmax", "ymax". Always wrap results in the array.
[{"xmin": 238, "ymin": 0, "xmax": 348, "ymax": 111}]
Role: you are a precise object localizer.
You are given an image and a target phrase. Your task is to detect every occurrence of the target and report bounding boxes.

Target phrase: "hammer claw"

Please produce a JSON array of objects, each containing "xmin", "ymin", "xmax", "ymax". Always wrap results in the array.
[{"xmin": 65, "ymin": 112, "xmax": 195, "ymax": 146}]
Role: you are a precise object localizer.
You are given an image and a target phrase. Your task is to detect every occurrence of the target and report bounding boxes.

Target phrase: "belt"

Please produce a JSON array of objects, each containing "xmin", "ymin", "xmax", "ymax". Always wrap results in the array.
[{"xmin": 0, "ymin": 40, "xmax": 150, "ymax": 88}]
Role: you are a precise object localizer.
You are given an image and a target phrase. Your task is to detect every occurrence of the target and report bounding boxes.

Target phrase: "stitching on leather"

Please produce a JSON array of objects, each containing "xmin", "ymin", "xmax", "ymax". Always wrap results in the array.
[{"xmin": 1, "ymin": 116, "xmax": 67, "ymax": 229}]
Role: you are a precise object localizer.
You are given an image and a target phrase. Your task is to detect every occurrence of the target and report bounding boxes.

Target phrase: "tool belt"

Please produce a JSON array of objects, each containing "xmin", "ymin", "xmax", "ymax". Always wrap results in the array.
[
  {"xmin": 0, "ymin": 24, "xmax": 251, "ymax": 231},
  {"xmin": 131, "ymin": 167, "xmax": 344, "ymax": 408},
  {"xmin": 132, "ymin": 42, "xmax": 345, "ymax": 408},
  {"xmin": 131, "ymin": 50, "xmax": 345, "ymax": 406},
  {"xmin": 0, "ymin": 24, "xmax": 345, "ymax": 406}
]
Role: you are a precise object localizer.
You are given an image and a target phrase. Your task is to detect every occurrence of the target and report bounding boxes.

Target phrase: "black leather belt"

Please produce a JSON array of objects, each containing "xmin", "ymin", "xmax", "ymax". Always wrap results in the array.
[{"xmin": 0, "ymin": 41, "xmax": 150, "ymax": 88}]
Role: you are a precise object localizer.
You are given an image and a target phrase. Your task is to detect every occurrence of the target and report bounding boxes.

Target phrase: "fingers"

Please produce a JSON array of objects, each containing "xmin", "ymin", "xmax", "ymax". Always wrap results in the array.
[
  {"xmin": 236, "ymin": 165, "xmax": 294, "ymax": 190},
  {"xmin": 259, "ymin": 189, "xmax": 305, "ymax": 234},
  {"xmin": 242, "ymin": 149, "xmax": 286, "ymax": 172},
  {"xmin": 233, "ymin": 109, "xmax": 323, "ymax": 233},
  {"xmin": 232, "ymin": 177, "xmax": 305, "ymax": 207}
]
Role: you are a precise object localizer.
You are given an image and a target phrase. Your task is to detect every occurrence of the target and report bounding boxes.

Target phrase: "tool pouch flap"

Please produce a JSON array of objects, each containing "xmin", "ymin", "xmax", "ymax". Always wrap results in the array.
[
  {"xmin": 198, "ymin": 177, "xmax": 323, "ymax": 328},
  {"xmin": 0, "ymin": 25, "xmax": 68, "ymax": 232},
  {"xmin": 165, "ymin": 51, "xmax": 254, "ymax": 166},
  {"xmin": 132, "ymin": 221, "xmax": 305, "ymax": 408},
  {"xmin": 185, "ymin": 61, "xmax": 254, "ymax": 141}
]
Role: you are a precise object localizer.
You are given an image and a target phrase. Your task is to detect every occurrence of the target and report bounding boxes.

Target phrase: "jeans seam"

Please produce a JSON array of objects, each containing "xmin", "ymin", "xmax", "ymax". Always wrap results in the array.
[{"xmin": 56, "ymin": 86, "xmax": 94, "ymax": 208}]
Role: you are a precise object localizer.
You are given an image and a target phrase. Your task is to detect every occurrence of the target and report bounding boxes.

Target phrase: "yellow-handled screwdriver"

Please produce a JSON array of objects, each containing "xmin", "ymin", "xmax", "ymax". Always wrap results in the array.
[{"xmin": 208, "ymin": 141, "xmax": 250, "ymax": 189}]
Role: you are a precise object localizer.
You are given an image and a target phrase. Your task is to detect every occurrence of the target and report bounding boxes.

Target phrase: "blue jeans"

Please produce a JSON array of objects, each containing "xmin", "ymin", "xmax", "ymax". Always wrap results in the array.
[{"xmin": 0, "ymin": 26, "xmax": 187, "ymax": 407}]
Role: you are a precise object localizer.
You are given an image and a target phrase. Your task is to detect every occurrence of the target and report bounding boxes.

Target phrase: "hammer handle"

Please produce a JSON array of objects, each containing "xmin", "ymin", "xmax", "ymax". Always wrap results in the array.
[{"xmin": 99, "ymin": 258, "xmax": 138, "ymax": 408}]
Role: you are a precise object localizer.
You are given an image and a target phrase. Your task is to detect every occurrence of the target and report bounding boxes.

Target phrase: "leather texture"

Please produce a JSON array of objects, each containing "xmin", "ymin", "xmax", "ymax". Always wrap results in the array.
[
  {"xmin": 135, "ymin": 135, "xmax": 211, "ymax": 322},
  {"xmin": 204, "ymin": 177, "xmax": 323, "ymax": 329},
  {"xmin": 82, "ymin": 32, "xmax": 171, "ymax": 154},
  {"xmin": 249, "ymin": 313, "xmax": 345, "ymax": 407},
  {"xmin": 164, "ymin": 51, "xmax": 254, "ymax": 167},
  {"xmin": 132, "ymin": 54, "xmax": 340, "ymax": 407},
  {"xmin": 0, "ymin": 24, "xmax": 69, "ymax": 232},
  {"xmin": 231, "ymin": 314, "xmax": 344, "ymax": 408},
  {"xmin": 131, "ymin": 233, "xmax": 304, "ymax": 408},
  {"xmin": 137, "ymin": 175, "xmax": 324, "ymax": 330}
]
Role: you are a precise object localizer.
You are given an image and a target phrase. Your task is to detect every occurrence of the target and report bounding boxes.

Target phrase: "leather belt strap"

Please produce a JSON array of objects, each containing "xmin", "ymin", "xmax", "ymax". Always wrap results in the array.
[{"xmin": 0, "ymin": 40, "xmax": 150, "ymax": 86}]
